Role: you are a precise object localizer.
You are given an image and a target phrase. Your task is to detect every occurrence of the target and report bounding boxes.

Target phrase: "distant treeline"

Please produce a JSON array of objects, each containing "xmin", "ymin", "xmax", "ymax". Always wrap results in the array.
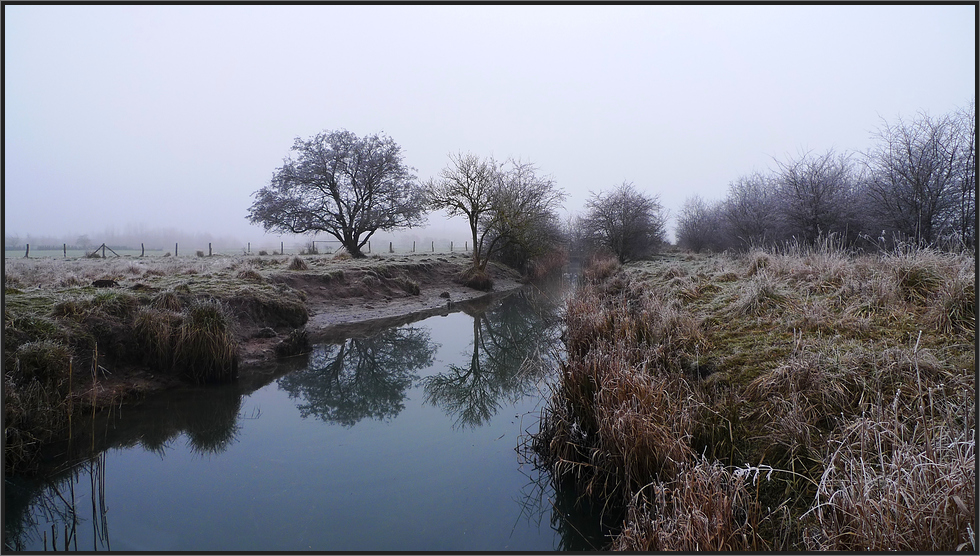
[{"xmin": 675, "ymin": 100, "xmax": 976, "ymax": 252}]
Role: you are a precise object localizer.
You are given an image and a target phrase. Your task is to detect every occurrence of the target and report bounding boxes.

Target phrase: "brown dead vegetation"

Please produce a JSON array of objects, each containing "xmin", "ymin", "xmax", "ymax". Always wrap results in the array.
[{"xmin": 533, "ymin": 245, "xmax": 975, "ymax": 550}]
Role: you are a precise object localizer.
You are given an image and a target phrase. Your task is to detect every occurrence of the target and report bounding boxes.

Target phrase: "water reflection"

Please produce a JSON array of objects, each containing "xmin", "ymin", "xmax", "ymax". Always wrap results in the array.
[
  {"xmin": 422, "ymin": 289, "xmax": 563, "ymax": 429},
  {"xmin": 4, "ymin": 282, "xmax": 592, "ymax": 552},
  {"xmin": 277, "ymin": 326, "xmax": 437, "ymax": 426},
  {"xmin": 5, "ymin": 454, "xmax": 110, "ymax": 552},
  {"xmin": 4, "ymin": 385, "xmax": 246, "ymax": 551}
]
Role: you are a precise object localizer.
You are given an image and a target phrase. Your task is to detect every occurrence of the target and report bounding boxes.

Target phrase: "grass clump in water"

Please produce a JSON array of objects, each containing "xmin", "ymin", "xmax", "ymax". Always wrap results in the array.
[{"xmin": 173, "ymin": 299, "xmax": 239, "ymax": 384}]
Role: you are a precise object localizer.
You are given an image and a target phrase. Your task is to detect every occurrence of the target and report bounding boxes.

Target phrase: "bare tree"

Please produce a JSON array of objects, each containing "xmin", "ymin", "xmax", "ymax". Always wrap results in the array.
[
  {"xmin": 773, "ymin": 148, "xmax": 861, "ymax": 245},
  {"xmin": 247, "ymin": 130, "xmax": 426, "ymax": 258},
  {"xmin": 581, "ymin": 181, "xmax": 667, "ymax": 263},
  {"xmin": 480, "ymin": 159, "xmax": 567, "ymax": 273},
  {"xmin": 953, "ymin": 100, "xmax": 976, "ymax": 248},
  {"xmin": 426, "ymin": 154, "xmax": 566, "ymax": 282},
  {"xmin": 676, "ymin": 195, "xmax": 719, "ymax": 253},
  {"xmin": 425, "ymin": 152, "xmax": 500, "ymax": 272},
  {"xmin": 722, "ymin": 172, "xmax": 779, "ymax": 249},
  {"xmin": 863, "ymin": 111, "xmax": 962, "ymax": 246}
]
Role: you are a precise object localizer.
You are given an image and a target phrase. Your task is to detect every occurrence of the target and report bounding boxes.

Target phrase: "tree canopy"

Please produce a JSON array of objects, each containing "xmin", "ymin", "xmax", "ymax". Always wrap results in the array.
[
  {"xmin": 248, "ymin": 130, "xmax": 426, "ymax": 257},
  {"xmin": 426, "ymin": 153, "xmax": 565, "ymax": 287},
  {"xmin": 581, "ymin": 181, "xmax": 667, "ymax": 263}
]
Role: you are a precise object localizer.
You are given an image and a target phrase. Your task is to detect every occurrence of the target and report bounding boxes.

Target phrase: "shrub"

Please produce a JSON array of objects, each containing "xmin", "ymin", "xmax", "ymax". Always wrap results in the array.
[{"xmin": 288, "ymin": 256, "xmax": 309, "ymax": 271}]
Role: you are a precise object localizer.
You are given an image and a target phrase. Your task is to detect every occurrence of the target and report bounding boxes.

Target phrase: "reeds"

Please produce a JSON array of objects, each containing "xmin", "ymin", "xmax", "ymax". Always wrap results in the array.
[
  {"xmin": 582, "ymin": 253, "xmax": 620, "ymax": 284},
  {"xmin": 612, "ymin": 458, "xmax": 766, "ymax": 551}
]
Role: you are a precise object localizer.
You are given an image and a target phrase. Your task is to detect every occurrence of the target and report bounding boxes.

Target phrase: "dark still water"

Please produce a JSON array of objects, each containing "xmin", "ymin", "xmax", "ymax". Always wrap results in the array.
[{"xmin": 4, "ymin": 283, "xmax": 608, "ymax": 551}]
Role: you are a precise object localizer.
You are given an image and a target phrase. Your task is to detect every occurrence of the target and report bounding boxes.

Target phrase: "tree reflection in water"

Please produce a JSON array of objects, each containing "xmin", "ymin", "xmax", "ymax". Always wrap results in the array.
[
  {"xmin": 423, "ymin": 288, "xmax": 563, "ymax": 429},
  {"xmin": 277, "ymin": 326, "xmax": 437, "ymax": 427}
]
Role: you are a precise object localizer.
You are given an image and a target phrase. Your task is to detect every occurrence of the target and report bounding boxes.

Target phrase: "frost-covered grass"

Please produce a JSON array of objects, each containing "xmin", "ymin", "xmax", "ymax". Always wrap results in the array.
[{"xmin": 534, "ymin": 245, "xmax": 975, "ymax": 550}]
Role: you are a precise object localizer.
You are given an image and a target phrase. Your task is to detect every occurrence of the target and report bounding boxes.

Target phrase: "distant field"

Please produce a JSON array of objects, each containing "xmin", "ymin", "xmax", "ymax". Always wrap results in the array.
[
  {"xmin": 5, "ymin": 241, "xmax": 470, "ymax": 259},
  {"xmin": 5, "ymin": 248, "xmax": 168, "ymax": 259}
]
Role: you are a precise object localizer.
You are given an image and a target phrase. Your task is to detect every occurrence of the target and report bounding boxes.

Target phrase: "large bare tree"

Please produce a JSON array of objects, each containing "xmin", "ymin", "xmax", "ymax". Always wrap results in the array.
[
  {"xmin": 248, "ymin": 130, "xmax": 426, "ymax": 257},
  {"xmin": 426, "ymin": 153, "xmax": 566, "ymax": 286},
  {"xmin": 480, "ymin": 158, "xmax": 566, "ymax": 273},
  {"xmin": 581, "ymin": 181, "xmax": 667, "ymax": 263}
]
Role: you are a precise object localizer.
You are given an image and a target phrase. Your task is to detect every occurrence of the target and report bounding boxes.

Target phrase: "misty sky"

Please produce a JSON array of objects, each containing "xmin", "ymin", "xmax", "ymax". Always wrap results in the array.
[{"xmin": 4, "ymin": 4, "xmax": 975, "ymax": 246}]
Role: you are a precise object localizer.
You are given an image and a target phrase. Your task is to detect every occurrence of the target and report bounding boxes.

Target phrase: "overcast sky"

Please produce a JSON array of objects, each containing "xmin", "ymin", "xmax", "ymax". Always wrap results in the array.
[{"xmin": 4, "ymin": 4, "xmax": 975, "ymax": 246}]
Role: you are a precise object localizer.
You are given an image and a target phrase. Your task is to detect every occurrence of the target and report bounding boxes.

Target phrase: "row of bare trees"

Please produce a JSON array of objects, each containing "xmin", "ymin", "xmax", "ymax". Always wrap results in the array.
[
  {"xmin": 246, "ymin": 129, "xmax": 673, "ymax": 278},
  {"xmin": 247, "ymin": 130, "xmax": 570, "ymax": 289},
  {"xmin": 677, "ymin": 101, "xmax": 976, "ymax": 252}
]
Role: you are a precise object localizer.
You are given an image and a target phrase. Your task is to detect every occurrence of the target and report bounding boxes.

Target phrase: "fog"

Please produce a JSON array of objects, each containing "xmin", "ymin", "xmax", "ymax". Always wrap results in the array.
[{"xmin": 4, "ymin": 4, "xmax": 974, "ymax": 250}]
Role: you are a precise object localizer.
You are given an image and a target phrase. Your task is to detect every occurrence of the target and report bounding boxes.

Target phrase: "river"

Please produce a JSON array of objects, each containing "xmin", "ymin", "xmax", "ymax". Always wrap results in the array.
[{"xmin": 4, "ymin": 278, "xmax": 611, "ymax": 551}]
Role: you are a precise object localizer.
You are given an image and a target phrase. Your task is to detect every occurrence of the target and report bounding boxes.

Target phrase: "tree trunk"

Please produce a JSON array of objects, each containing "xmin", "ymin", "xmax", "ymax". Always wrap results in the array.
[{"xmin": 343, "ymin": 239, "xmax": 366, "ymax": 258}]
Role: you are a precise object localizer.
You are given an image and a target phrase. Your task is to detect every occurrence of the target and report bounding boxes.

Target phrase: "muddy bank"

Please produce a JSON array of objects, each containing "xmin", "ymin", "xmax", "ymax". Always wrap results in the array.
[
  {"xmin": 238, "ymin": 253, "xmax": 525, "ymax": 365},
  {"xmin": 4, "ymin": 251, "xmax": 525, "ymax": 401}
]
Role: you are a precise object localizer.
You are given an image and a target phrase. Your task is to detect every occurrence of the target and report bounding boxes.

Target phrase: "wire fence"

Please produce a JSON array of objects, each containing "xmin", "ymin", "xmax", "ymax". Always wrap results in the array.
[{"xmin": 4, "ymin": 239, "xmax": 473, "ymax": 259}]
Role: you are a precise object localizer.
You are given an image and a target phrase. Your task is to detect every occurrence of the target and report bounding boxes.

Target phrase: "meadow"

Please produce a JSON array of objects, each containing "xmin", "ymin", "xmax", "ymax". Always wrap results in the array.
[{"xmin": 532, "ymin": 241, "xmax": 975, "ymax": 550}]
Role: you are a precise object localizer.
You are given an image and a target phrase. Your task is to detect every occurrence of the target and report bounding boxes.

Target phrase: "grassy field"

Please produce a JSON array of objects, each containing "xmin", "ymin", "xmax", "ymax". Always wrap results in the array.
[{"xmin": 533, "ymin": 242, "xmax": 975, "ymax": 550}]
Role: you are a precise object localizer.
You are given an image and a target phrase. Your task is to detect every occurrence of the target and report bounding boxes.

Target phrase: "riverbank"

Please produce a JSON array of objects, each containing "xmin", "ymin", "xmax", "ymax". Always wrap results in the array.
[
  {"xmin": 532, "ymin": 246, "xmax": 975, "ymax": 551},
  {"xmin": 3, "ymin": 251, "xmax": 524, "ymax": 473}
]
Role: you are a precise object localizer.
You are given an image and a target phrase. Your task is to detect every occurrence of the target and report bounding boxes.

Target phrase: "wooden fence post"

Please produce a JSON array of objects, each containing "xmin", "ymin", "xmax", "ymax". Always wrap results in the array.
[
  {"xmin": 248, "ymin": 242, "xmax": 250, "ymax": 254},
  {"xmin": 24, "ymin": 244, "xmax": 29, "ymax": 258},
  {"xmin": 389, "ymin": 241, "xmax": 393, "ymax": 253},
  {"xmin": 368, "ymin": 241, "xmax": 371, "ymax": 254},
  {"xmin": 413, "ymin": 241, "xmax": 416, "ymax": 252},
  {"xmin": 431, "ymin": 241, "xmax": 434, "ymax": 252},
  {"xmin": 102, "ymin": 244, "xmax": 107, "ymax": 258},
  {"xmin": 209, "ymin": 243, "xmax": 212, "ymax": 257},
  {"xmin": 64, "ymin": 244, "xmax": 67, "ymax": 258},
  {"xmin": 451, "ymin": 241, "xmax": 453, "ymax": 252},
  {"xmin": 281, "ymin": 241, "xmax": 284, "ymax": 255},
  {"xmin": 175, "ymin": 243, "xmax": 178, "ymax": 257},
  {"xmin": 141, "ymin": 243, "xmax": 145, "ymax": 257}
]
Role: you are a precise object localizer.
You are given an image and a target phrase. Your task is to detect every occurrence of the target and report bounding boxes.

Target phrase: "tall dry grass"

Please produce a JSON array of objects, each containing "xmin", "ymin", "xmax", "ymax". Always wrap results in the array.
[
  {"xmin": 806, "ymin": 387, "xmax": 975, "ymax": 550},
  {"xmin": 533, "ymin": 243, "xmax": 975, "ymax": 550},
  {"xmin": 613, "ymin": 458, "xmax": 771, "ymax": 551}
]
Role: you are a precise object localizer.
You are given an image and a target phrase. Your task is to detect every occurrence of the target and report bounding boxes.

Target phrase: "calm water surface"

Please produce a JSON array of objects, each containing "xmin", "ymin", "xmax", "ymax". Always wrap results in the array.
[{"xmin": 4, "ymin": 283, "xmax": 608, "ymax": 551}]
